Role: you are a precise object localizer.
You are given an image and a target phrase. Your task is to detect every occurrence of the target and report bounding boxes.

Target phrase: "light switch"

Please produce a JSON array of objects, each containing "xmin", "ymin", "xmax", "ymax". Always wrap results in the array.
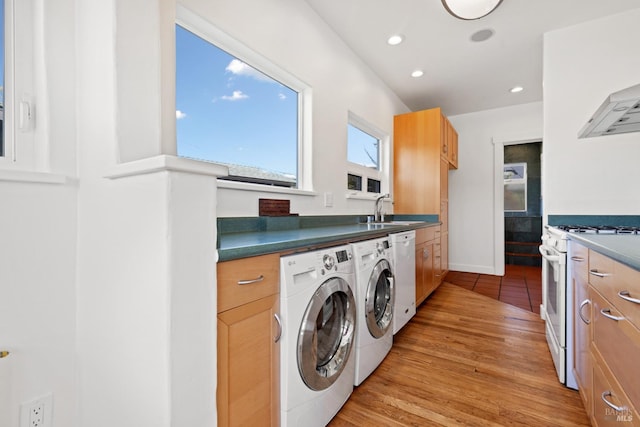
[{"xmin": 324, "ymin": 192, "xmax": 333, "ymax": 207}]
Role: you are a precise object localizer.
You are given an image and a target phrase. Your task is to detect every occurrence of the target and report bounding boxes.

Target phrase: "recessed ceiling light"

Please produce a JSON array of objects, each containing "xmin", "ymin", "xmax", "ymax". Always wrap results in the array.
[
  {"xmin": 470, "ymin": 28, "xmax": 494, "ymax": 42},
  {"xmin": 510, "ymin": 86, "xmax": 524, "ymax": 93},
  {"xmin": 411, "ymin": 70, "xmax": 424, "ymax": 78},
  {"xmin": 387, "ymin": 35, "xmax": 404, "ymax": 46}
]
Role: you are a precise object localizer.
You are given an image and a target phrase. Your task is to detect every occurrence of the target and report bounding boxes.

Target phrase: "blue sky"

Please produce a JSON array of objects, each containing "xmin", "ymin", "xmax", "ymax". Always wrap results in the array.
[
  {"xmin": 175, "ymin": 25, "xmax": 298, "ymax": 176},
  {"xmin": 176, "ymin": 24, "xmax": 379, "ymax": 178}
]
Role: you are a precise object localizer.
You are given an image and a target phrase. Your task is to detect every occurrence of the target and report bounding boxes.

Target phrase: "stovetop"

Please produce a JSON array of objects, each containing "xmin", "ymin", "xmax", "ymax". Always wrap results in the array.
[{"xmin": 554, "ymin": 225, "xmax": 640, "ymax": 235}]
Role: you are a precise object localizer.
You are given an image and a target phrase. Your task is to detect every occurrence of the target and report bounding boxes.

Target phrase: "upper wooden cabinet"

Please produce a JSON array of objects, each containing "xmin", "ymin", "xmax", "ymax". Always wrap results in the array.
[{"xmin": 393, "ymin": 107, "xmax": 457, "ymax": 215}]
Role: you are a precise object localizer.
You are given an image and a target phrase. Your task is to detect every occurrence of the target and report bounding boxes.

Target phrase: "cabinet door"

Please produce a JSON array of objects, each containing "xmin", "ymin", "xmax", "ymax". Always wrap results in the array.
[
  {"xmin": 447, "ymin": 121, "xmax": 458, "ymax": 169},
  {"xmin": 440, "ymin": 114, "xmax": 448, "ymax": 157},
  {"xmin": 441, "ymin": 232, "xmax": 449, "ymax": 278},
  {"xmin": 416, "ymin": 241, "xmax": 435, "ymax": 306},
  {"xmin": 218, "ymin": 295, "xmax": 280, "ymax": 427},
  {"xmin": 574, "ymin": 267, "xmax": 591, "ymax": 411}
]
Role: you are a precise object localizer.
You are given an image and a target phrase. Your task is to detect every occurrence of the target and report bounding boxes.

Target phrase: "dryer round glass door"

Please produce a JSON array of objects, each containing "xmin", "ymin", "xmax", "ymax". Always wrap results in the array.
[
  {"xmin": 366, "ymin": 259, "xmax": 394, "ymax": 338},
  {"xmin": 297, "ymin": 277, "xmax": 356, "ymax": 391}
]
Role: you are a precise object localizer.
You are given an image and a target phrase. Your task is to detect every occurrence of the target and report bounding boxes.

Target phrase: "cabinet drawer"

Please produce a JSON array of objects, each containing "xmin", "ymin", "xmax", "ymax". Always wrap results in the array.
[
  {"xmin": 591, "ymin": 288, "xmax": 640, "ymax": 411},
  {"xmin": 592, "ymin": 354, "xmax": 638, "ymax": 426},
  {"xmin": 415, "ymin": 226, "xmax": 438, "ymax": 245},
  {"xmin": 590, "ymin": 250, "xmax": 640, "ymax": 330},
  {"xmin": 570, "ymin": 242, "xmax": 589, "ymax": 281},
  {"xmin": 589, "ymin": 250, "xmax": 615, "ymax": 289},
  {"xmin": 218, "ymin": 253, "xmax": 280, "ymax": 313}
]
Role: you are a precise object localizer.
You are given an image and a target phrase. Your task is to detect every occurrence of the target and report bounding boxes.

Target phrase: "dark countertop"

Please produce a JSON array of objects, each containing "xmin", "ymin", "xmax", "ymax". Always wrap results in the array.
[
  {"xmin": 217, "ymin": 215, "xmax": 440, "ymax": 261},
  {"xmin": 568, "ymin": 234, "xmax": 640, "ymax": 271}
]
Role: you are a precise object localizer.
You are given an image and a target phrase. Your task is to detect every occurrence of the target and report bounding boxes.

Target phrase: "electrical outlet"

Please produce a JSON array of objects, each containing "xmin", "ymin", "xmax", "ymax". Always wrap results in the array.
[{"xmin": 20, "ymin": 393, "xmax": 52, "ymax": 427}]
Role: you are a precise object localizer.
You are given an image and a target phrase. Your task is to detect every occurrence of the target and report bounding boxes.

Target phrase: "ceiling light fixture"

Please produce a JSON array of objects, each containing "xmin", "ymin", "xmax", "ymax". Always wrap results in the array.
[
  {"xmin": 510, "ymin": 86, "xmax": 524, "ymax": 93},
  {"xmin": 442, "ymin": 0, "xmax": 503, "ymax": 20},
  {"xmin": 387, "ymin": 34, "xmax": 404, "ymax": 46},
  {"xmin": 411, "ymin": 70, "xmax": 424, "ymax": 78}
]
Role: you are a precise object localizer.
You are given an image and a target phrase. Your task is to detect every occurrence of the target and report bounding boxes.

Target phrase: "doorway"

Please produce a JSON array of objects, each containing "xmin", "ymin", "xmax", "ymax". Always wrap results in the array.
[{"xmin": 503, "ymin": 142, "xmax": 542, "ymax": 267}]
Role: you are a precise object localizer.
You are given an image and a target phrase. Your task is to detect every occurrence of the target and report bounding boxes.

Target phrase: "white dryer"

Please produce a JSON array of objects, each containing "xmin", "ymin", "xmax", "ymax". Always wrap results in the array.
[
  {"xmin": 351, "ymin": 237, "xmax": 394, "ymax": 386},
  {"xmin": 390, "ymin": 230, "xmax": 416, "ymax": 334},
  {"xmin": 280, "ymin": 244, "xmax": 357, "ymax": 427}
]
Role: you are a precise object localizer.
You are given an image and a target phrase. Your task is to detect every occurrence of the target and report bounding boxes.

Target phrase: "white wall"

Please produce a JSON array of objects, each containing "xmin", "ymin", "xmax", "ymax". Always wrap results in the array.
[
  {"xmin": 543, "ymin": 8, "xmax": 640, "ymax": 217},
  {"xmin": 177, "ymin": 0, "xmax": 409, "ymax": 217},
  {"xmin": 448, "ymin": 102, "xmax": 543, "ymax": 274}
]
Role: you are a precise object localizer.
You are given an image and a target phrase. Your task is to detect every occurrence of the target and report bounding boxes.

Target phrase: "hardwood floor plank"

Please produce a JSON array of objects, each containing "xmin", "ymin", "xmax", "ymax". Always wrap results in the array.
[{"xmin": 329, "ymin": 283, "xmax": 590, "ymax": 426}]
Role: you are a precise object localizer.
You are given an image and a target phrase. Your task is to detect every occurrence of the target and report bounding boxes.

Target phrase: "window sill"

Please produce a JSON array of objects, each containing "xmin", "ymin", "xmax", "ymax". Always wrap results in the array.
[
  {"xmin": 217, "ymin": 179, "xmax": 317, "ymax": 197},
  {"xmin": 345, "ymin": 192, "xmax": 388, "ymax": 201},
  {"xmin": 105, "ymin": 155, "xmax": 229, "ymax": 180},
  {"xmin": 0, "ymin": 169, "xmax": 71, "ymax": 185}
]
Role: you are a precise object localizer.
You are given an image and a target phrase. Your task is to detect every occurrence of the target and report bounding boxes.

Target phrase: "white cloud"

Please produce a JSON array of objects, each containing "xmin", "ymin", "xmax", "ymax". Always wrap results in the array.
[
  {"xmin": 176, "ymin": 110, "xmax": 187, "ymax": 119},
  {"xmin": 278, "ymin": 93, "xmax": 286, "ymax": 100},
  {"xmin": 221, "ymin": 90, "xmax": 249, "ymax": 101},
  {"xmin": 225, "ymin": 59, "xmax": 271, "ymax": 82}
]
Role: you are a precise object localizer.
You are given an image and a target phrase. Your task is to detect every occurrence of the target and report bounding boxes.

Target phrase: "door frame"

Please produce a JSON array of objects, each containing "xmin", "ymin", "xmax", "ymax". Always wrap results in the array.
[{"xmin": 492, "ymin": 133, "xmax": 542, "ymax": 276}]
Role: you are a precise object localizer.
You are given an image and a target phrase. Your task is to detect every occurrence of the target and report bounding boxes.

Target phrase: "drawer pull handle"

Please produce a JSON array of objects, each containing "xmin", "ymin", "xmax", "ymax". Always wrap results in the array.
[
  {"xmin": 570, "ymin": 256, "xmax": 585, "ymax": 262},
  {"xmin": 600, "ymin": 308, "xmax": 624, "ymax": 322},
  {"xmin": 274, "ymin": 313, "xmax": 282, "ymax": 343},
  {"xmin": 579, "ymin": 299, "xmax": 591, "ymax": 325},
  {"xmin": 237, "ymin": 275, "xmax": 264, "ymax": 285},
  {"xmin": 589, "ymin": 269, "xmax": 611, "ymax": 278},
  {"xmin": 618, "ymin": 290, "xmax": 640, "ymax": 305},
  {"xmin": 601, "ymin": 391, "xmax": 627, "ymax": 413}
]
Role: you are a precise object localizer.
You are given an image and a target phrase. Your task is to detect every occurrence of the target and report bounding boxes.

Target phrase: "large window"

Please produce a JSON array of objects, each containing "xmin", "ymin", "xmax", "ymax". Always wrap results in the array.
[
  {"xmin": 0, "ymin": 0, "xmax": 36, "ymax": 169},
  {"xmin": 346, "ymin": 112, "xmax": 387, "ymax": 195},
  {"xmin": 175, "ymin": 23, "xmax": 304, "ymax": 188}
]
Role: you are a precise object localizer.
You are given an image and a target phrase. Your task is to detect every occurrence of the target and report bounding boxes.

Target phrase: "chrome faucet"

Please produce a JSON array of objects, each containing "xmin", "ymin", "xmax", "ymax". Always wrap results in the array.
[{"xmin": 374, "ymin": 193, "xmax": 389, "ymax": 222}]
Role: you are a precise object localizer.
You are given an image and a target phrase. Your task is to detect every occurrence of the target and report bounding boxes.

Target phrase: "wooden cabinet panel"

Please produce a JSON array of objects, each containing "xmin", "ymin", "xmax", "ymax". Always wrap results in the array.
[
  {"xmin": 447, "ymin": 121, "xmax": 458, "ymax": 169},
  {"xmin": 218, "ymin": 295, "xmax": 280, "ymax": 427},
  {"xmin": 217, "ymin": 255, "xmax": 280, "ymax": 427},
  {"xmin": 415, "ymin": 241, "xmax": 434, "ymax": 306},
  {"xmin": 592, "ymin": 354, "xmax": 638, "ymax": 426},
  {"xmin": 217, "ymin": 253, "xmax": 280, "ymax": 313}
]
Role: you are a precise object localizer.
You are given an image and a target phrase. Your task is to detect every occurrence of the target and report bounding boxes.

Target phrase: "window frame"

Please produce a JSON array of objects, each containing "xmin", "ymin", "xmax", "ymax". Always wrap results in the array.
[
  {"xmin": 346, "ymin": 111, "xmax": 388, "ymax": 196},
  {"xmin": 175, "ymin": 6, "xmax": 312, "ymax": 191},
  {"xmin": 0, "ymin": 0, "xmax": 37, "ymax": 171}
]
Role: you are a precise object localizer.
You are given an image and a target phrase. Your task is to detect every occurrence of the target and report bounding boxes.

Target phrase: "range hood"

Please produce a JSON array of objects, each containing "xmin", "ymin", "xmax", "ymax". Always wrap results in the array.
[{"xmin": 578, "ymin": 83, "xmax": 640, "ymax": 139}]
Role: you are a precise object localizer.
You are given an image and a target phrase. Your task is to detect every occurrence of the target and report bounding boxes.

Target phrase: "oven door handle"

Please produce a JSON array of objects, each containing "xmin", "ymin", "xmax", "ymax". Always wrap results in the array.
[{"xmin": 538, "ymin": 245, "xmax": 560, "ymax": 262}]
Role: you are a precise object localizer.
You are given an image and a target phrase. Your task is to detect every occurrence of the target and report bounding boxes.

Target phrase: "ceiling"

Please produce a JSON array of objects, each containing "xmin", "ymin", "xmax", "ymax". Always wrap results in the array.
[{"xmin": 305, "ymin": 0, "xmax": 640, "ymax": 116}]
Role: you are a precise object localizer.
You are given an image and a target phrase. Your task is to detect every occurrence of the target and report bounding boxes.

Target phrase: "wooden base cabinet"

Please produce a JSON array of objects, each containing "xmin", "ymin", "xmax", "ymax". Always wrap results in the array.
[
  {"xmin": 217, "ymin": 254, "xmax": 280, "ymax": 427},
  {"xmin": 581, "ymin": 248, "xmax": 640, "ymax": 425},
  {"xmin": 415, "ymin": 227, "xmax": 440, "ymax": 306}
]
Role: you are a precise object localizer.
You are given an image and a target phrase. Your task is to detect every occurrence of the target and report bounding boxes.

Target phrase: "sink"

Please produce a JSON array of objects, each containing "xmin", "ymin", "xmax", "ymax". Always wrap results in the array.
[{"xmin": 358, "ymin": 220, "xmax": 423, "ymax": 228}]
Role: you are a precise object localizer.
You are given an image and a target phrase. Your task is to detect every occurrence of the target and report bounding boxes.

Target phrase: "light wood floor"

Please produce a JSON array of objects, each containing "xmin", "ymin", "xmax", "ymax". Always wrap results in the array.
[{"xmin": 330, "ymin": 282, "xmax": 590, "ymax": 426}]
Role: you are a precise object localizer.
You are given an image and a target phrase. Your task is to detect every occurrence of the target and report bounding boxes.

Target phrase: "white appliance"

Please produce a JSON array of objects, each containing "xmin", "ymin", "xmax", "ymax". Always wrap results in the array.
[
  {"xmin": 578, "ymin": 83, "xmax": 640, "ymax": 138},
  {"xmin": 351, "ymin": 237, "xmax": 394, "ymax": 386},
  {"xmin": 539, "ymin": 225, "xmax": 575, "ymax": 389},
  {"xmin": 279, "ymin": 245, "xmax": 357, "ymax": 427},
  {"xmin": 390, "ymin": 230, "xmax": 416, "ymax": 334}
]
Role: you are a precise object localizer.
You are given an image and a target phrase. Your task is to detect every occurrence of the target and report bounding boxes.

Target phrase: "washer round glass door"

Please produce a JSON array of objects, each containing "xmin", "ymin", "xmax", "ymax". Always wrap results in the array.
[
  {"xmin": 297, "ymin": 276, "xmax": 356, "ymax": 391},
  {"xmin": 366, "ymin": 259, "xmax": 394, "ymax": 338}
]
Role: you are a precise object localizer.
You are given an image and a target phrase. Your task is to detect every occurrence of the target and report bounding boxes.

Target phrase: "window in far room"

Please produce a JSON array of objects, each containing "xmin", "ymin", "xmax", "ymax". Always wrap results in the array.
[
  {"xmin": 175, "ymin": 22, "xmax": 309, "ymax": 188},
  {"xmin": 504, "ymin": 162, "xmax": 527, "ymax": 212},
  {"xmin": 346, "ymin": 112, "xmax": 387, "ymax": 194}
]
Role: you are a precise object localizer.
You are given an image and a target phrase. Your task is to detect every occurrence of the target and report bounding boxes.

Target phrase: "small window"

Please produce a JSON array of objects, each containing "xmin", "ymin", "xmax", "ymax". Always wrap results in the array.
[
  {"xmin": 348, "ymin": 124, "xmax": 379, "ymax": 170},
  {"xmin": 346, "ymin": 112, "xmax": 388, "ymax": 195},
  {"xmin": 504, "ymin": 163, "xmax": 527, "ymax": 212},
  {"xmin": 347, "ymin": 173, "xmax": 362, "ymax": 191},
  {"xmin": 175, "ymin": 23, "xmax": 305, "ymax": 188}
]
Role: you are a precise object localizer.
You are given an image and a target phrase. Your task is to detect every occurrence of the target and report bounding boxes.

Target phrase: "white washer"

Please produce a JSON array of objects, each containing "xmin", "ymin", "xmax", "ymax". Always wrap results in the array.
[
  {"xmin": 390, "ymin": 230, "xmax": 416, "ymax": 334},
  {"xmin": 280, "ymin": 244, "xmax": 357, "ymax": 427},
  {"xmin": 351, "ymin": 237, "xmax": 394, "ymax": 386}
]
